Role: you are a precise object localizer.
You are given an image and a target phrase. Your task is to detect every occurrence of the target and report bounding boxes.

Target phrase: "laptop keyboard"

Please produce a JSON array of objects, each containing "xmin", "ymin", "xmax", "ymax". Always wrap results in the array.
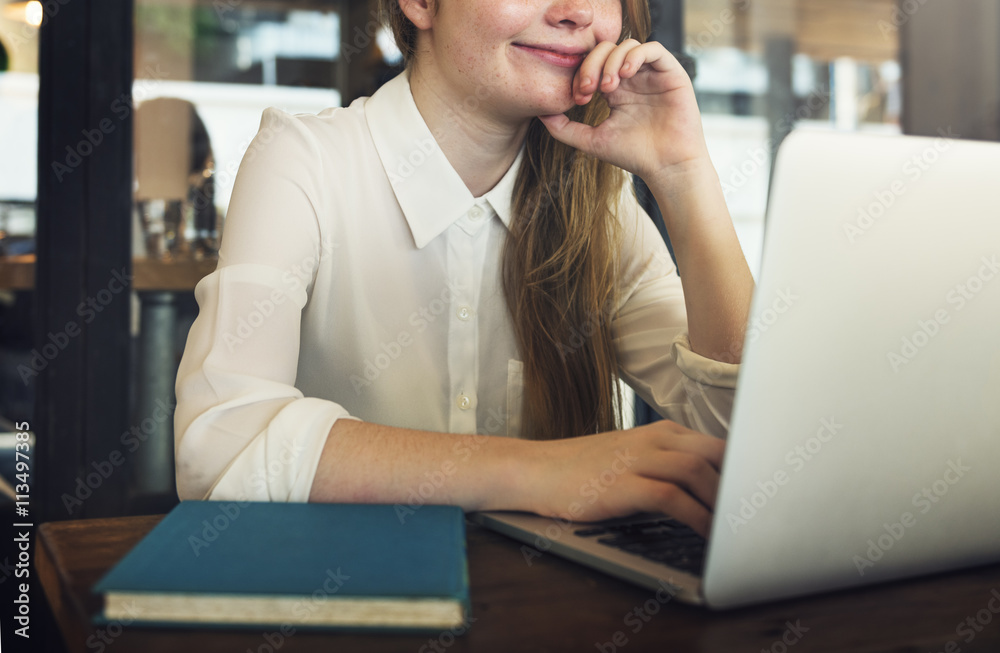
[{"xmin": 574, "ymin": 517, "xmax": 707, "ymax": 576}]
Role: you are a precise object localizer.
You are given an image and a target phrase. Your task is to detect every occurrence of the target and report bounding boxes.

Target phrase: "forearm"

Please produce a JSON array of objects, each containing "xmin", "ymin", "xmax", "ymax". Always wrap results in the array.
[
  {"xmin": 646, "ymin": 159, "xmax": 755, "ymax": 363},
  {"xmin": 309, "ymin": 413, "xmax": 729, "ymax": 537},
  {"xmin": 308, "ymin": 418, "xmax": 538, "ymax": 511}
]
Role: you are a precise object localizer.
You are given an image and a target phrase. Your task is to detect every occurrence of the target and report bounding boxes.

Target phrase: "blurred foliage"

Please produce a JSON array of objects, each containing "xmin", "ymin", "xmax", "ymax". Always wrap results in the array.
[
  {"xmin": 137, "ymin": 2, "xmax": 282, "ymax": 76},
  {"xmin": 136, "ymin": 3, "xmax": 196, "ymax": 58}
]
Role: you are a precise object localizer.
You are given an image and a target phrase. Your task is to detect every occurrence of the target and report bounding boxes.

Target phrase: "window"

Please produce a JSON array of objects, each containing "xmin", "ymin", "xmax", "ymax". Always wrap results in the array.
[{"xmin": 685, "ymin": 0, "xmax": 902, "ymax": 276}]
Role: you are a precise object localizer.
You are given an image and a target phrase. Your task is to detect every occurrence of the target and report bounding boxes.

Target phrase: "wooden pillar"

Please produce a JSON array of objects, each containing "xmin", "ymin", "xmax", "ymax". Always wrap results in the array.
[
  {"xmin": 36, "ymin": 0, "xmax": 134, "ymax": 522},
  {"xmin": 337, "ymin": 0, "xmax": 382, "ymax": 106},
  {"xmin": 900, "ymin": 0, "xmax": 1000, "ymax": 141},
  {"xmin": 752, "ymin": 0, "xmax": 797, "ymax": 185}
]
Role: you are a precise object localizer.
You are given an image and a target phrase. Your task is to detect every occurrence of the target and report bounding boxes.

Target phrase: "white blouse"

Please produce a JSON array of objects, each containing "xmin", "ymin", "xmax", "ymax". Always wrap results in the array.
[{"xmin": 174, "ymin": 69, "xmax": 740, "ymax": 503}]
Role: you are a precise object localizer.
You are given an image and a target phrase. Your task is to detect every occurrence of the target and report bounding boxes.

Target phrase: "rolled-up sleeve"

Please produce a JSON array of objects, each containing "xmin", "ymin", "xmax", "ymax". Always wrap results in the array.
[
  {"xmin": 174, "ymin": 108, "xmax": 356, "ymax": 502},
  {"xmin": 612, "ymin": 188, "xmax": 740, "ymax": 439}
]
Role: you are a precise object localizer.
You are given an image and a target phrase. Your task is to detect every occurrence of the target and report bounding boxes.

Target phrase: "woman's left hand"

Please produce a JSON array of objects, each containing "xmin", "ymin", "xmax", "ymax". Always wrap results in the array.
[{"xmin": 538, "ymin": 40, "xmax": 709, "ymax": 184}]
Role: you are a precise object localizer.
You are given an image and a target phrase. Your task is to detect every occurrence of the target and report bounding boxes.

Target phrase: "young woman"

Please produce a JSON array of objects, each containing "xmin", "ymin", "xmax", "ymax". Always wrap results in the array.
[{"xmin": 174, "ymin": 0, "xmax": 754, "ymax": 538}]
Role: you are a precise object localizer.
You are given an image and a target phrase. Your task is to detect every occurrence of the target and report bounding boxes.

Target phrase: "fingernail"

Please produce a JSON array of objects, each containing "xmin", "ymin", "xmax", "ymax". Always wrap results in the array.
[{"xmin": 602, "ymin": 74, "xmax": 611, "ymax": 86}]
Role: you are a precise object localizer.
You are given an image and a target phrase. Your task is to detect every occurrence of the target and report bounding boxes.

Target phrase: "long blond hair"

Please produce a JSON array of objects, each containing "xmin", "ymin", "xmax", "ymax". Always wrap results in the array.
[{"xmin": 379, "ymin": 0, "xmax": 651, "ymax": 439}]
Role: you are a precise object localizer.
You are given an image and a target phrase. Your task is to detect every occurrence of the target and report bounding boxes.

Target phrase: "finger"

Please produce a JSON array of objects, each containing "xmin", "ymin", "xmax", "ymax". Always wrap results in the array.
[
  {"xmin": 621, "ymin": 41, "xmax": 677, "ymax": 75},
  {"xmin": 536, "ymin": 113, "xmax": 604, "ymax": 159},
  {"xmin": 621, "ymin": 43, "xmax": 693, "ymax": 91},
  {"xmin": 574, "ymin": 41, "xmax": 617, "ymax": 103},
  {"xmin": 598, "ymin": 39, "xmax": 643, "ymax": 94},
  {"xmin": 649, "ymin": 421, "xmax": 726, "ymax": 471},
  {"xmin": 635, "ymin": 476, "xmax": 714, "ymax": 538},
  {"xmin": 634, "ymin": 450, "xmax": 721, "ymax": 510}
]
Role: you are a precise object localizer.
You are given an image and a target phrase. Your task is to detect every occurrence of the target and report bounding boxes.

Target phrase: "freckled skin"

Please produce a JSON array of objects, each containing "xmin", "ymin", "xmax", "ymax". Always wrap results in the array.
[{"xmin": 413, "ymin": 0, "xmax": 622, "ymax": 123}]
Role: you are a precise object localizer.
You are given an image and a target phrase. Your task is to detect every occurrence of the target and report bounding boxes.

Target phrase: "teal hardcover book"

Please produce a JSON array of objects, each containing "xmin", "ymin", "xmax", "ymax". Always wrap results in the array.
[{"xmin": 91, "ymin": 501, "xmax": 471, "ymax": 632}]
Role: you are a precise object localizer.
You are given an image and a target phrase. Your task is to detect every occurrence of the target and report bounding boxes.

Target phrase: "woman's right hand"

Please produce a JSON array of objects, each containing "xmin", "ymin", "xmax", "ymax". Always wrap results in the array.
[{"xmin": 525, "ymin": 421, "xmax": 726, "ymax": 538}]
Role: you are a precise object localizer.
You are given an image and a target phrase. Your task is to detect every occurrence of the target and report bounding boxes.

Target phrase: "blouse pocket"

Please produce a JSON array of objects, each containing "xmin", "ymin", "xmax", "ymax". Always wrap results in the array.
[{"xmin": 506, "ymin": 359, "xmax": 524, "ymax": 438}]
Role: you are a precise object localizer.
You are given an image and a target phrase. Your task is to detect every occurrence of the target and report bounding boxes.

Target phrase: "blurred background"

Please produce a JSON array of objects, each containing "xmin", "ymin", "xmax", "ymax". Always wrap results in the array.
[{"xmin": 0, "ymin": 0, "xmax": 997, "ymax": 524}]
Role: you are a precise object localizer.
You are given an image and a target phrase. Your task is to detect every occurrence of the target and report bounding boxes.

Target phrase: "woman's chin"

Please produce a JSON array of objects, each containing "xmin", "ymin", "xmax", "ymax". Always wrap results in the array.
[
  {"xmin": 500, "ymin": 84, "xmax": 577, "ymax": 121},
  {"xmin": 530, "ymin": 93, "xmax": 577, "ymax": 119}
]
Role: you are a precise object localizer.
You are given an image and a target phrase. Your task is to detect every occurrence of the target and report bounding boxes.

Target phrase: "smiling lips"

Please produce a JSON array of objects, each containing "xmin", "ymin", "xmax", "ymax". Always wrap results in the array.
[{"xmin": 513, "ymin": 43, "xmax": 588, "ymax": 68}]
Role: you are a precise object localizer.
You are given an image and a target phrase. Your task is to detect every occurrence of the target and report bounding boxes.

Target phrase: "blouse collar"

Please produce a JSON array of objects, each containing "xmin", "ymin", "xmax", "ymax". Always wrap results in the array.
[{"xmin": 364, "ymin": 69, "xmax": 523, "ymax": 249}]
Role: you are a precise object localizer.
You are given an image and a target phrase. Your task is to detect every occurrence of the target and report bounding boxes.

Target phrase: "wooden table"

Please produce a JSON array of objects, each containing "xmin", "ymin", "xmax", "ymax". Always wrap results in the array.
[
  {"xmin": 0, "ymin": 255, "xmax": 218, "ymax": 291},
  {"xmin": 36, "ymin": 513, "xmax": 1000, "ymax": 652}
]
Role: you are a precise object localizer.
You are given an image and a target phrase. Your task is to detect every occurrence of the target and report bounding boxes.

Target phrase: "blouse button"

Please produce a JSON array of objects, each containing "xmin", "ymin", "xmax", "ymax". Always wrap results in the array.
[
  {"xmin": 457, "ymin": 306, "xmax": 472, "ymax": 321},
  {"xmin": 469, "ymin": 206, "xmax": 484, "ymax": 221},
  {"xmin": 457, "ymin": 394, "xmax": 472, "ymax": 410}
]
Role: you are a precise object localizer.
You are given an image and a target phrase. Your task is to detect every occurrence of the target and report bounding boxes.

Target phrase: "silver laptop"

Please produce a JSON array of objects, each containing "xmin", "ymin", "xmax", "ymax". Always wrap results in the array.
[{"xmin": 469, "ymin": 129, "xmax": 1000, "ymax": 609}]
